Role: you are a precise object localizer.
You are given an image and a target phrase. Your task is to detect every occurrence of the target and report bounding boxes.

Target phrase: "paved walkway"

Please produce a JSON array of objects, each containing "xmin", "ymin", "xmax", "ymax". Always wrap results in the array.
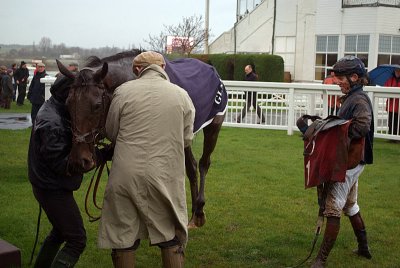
[{"xmin": 0, "ymin": 113, "xmax": 32, "ymax": 130}]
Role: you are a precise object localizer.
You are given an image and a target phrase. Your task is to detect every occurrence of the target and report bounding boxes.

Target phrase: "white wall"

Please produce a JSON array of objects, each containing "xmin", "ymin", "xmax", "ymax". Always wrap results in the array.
[
  {"xmin": 235, "ymin": 0, "xmax": 274, "ymax": 53},
  {"xmin": 208, "ymin": 30, "xmax": 235, "ymax": 53},
  {"xmin": 209, "ymin": 0, "xmax": 400, "ymax": 82},
  {"xmin": 315, "ymin": 2, "xmax": 400, "ymax": 70},
  {"xmin": 209, "ymin": 0, "xmax": 274, "ymax": 54},
  {"xmin": 274, "ymin": 0, "xmax": 298, "ymax": 77}
]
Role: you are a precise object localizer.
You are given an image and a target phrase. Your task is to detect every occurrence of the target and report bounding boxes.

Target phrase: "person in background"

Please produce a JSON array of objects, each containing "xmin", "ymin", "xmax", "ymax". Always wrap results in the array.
[
  {"xmin": 98, "ymin": 51, "xmax": 195, "ymax": 268},
  {"xmin": 384, "ymin": 65, "xmax": 400, "ymax": 138},
  {"xmin": 68, "ymin": 62, "xmax": 79, "ymax": 72},
  {"xmin": 27, "ymin": 62, "xmax": 47, "ymax": 125},
  {"xmin": 236, "ymin": 64, "xmax": 266, "ymax": 123},
  {"xmin": 34, "ymin": 63, "xmax": 39, "ymax": 76},
  {"xmin": 1, "ymin": 68, "xmax": 14, "ymax": 109},
  {"xmin": 56, "ymin": 62, "xmax": 79, "ymax": 78},
  {"xmin": 28, "ymin": 75, "xmax": 86, "ymax": 268},
  {"xmin": 0, "ymin": 66, "xmax": 6, "ymax": 107},
  {"xmin": 323, "ymin": 71, "xmax": 341, "ymax": 115},
  {"xmin": 311, "ymin": 56, "xmax": 373, "ymax": 268},
  {"xmin": 11, "ymin": 63, "xmax": 17, "ymax": 101},
  {"xmin": 14, "ymin": 61, "xmax": 29, "ymax": 106}
]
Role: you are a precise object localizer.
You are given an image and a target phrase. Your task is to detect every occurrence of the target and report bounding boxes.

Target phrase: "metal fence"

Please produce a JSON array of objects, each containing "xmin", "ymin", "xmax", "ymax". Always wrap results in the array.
[
  {"xmin": 222, "ymin": 80, "xmax": 400, "ymax": 141},
  {"xmin": 41, "ymin": 78, "xmax": 400, "ymax": 140}
]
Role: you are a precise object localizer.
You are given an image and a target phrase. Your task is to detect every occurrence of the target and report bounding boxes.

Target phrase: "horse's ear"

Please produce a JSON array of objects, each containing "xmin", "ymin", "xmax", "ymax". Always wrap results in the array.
[
  {"xmin": 94, "ymin": 62, "xmax": 108, "ymax": 82},
  {"xmin": 56, "ymin": 59, "xmax": 75, "ymax": 80}
]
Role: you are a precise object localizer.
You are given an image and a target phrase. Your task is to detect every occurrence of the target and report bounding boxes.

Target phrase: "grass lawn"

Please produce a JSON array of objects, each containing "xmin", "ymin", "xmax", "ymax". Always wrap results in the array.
[
  {"xmin": 0, "ymin": 103, "xmax": 399, "ymax": 267},
  {"xmin": 0, "ymin": 101, "xmax": 32, "ymax": 114}
]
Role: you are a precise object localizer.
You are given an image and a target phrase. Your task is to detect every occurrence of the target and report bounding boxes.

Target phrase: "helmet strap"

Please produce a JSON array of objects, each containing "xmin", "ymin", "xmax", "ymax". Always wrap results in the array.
[{"xmin": 345, "ymin": 74, "xmax": 357, "ymax": 88}]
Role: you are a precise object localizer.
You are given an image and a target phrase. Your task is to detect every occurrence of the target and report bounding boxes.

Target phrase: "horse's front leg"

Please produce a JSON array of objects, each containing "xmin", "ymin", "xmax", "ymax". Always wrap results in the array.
[{"xmin": 185, "ymin": 147, "xmax": 199, "ymax": 229}]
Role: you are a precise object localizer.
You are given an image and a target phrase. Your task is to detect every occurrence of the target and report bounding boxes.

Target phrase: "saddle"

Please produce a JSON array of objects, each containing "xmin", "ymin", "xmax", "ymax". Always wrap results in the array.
[{"xmin": 297, "ymin": 115, "xmax": 364, "ymax": 188}]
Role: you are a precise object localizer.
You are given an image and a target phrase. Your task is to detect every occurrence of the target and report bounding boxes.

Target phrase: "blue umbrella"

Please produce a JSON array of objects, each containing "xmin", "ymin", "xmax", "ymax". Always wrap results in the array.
[{"xmin": 368, "ymin": 64, "xmax": 400, "ymax": 86}]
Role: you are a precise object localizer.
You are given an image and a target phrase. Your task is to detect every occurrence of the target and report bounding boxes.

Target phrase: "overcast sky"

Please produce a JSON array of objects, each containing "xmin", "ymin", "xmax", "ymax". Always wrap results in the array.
[{"xmin": 0, "ymin": 0, "xmax": 237, "ymax": 49}]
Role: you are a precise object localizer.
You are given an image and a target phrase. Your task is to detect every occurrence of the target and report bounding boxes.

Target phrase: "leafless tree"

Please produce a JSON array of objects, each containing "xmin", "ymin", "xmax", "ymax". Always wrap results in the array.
[
  {"xmin": 38, "ymin": 37, "xmax": 52, "ymax": 54},
  {"xmin": 145, "ymin": 31, "xmax": 167, "ymax": 53},
  {"xmin": 144, "ymin": 15, "xmax": 209, "ymax": 56}
]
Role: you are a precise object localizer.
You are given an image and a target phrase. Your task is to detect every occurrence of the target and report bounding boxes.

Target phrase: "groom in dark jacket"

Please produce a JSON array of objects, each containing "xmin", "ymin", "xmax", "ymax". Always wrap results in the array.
[{"xmin": 28, "ymin": 73, "xmax": 86, "ymax": 268}]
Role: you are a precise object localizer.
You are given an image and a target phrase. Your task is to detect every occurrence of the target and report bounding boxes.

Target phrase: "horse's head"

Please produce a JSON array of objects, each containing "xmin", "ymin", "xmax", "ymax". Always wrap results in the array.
[{"xmin": 60, "ymin": 61, "xmax": 111, "ymax": 173}]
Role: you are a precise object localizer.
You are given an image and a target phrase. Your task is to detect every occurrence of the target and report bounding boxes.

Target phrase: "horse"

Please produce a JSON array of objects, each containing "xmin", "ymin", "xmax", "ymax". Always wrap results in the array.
[{"xmin": 57, "ymin": 49, "xmax": 228, "ymax": 228}]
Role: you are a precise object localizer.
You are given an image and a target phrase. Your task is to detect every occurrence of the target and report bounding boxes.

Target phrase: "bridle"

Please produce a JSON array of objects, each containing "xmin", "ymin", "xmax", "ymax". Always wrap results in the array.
[
  {"xmin": 69, "ymin": 71, "xmax": 112, "ymax": 222},
  {"xmin": 70, "ymin": 74, "xmax": 110, "ymax": 147}
]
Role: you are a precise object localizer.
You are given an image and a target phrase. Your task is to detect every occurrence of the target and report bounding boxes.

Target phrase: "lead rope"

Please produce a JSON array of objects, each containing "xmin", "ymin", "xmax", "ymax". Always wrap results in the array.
[
  {"xmin": 29, "ymin": 204, "xmax": 42, "ymax": 265},
  {"xmin": 286, "ymin": 213, "xmax": 324, "ymax": 268},
  {"xmin": 84, "ymin": 159, "xmax": 110, "ymax": 222},
  {"xmin": 93, "ymin": 161, "xmax": 110, "ymax": 210},
  {"xmin": 84, "ymin": 165, "xmax": 102, "ymax": 222},
  {"xmin": 288, "ymin": 116, "xmax": 327, "ymax": 267}
]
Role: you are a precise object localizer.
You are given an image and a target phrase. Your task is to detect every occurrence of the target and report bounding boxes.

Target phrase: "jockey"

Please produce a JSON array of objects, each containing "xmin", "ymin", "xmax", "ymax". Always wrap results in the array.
[{"xmin": 311, "ymin": 56, "xmax": 374, "ymax": 268}]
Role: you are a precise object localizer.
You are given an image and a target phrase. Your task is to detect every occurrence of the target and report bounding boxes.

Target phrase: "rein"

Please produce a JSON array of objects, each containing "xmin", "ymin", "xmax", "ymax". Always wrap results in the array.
[{"xmin": 84, "ymin": 160, "xmax": 110, "ymax": 222}]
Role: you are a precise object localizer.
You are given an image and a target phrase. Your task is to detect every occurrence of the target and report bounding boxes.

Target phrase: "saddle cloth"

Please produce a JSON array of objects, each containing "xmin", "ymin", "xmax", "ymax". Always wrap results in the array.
[
  {"xmin": 165, "ymin": 58, "xmax": 228, "ymax": 133},
  {"xmin": 302, "ymin": 116, "xmax": 352, "ymax": 188}
]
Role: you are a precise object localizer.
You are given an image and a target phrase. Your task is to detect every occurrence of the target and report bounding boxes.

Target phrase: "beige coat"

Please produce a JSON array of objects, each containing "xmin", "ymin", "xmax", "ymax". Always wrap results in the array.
[{"xmin": 98, "ymin": 64, "xmax": 195, "ymax": 249}]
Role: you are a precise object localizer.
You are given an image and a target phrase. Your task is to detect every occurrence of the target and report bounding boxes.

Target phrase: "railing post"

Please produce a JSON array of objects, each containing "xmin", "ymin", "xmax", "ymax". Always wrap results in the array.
[
  {"xmin": 322, "ymin": 90, "xmax": 328, "ymax": 118},
  {"xmin": 40, "ymin": 77, "xmax": 57, "ymax": 101},
  {"xmin": 309, "ymin": 94, "xmax": 316, "ymax": 115},
  {"xmin": 369, "ymin": 91, "xmax": 379, "ymax": 134},
  {"xmin": 287, "ymin": 87, "xmax": 295, "ymax": 135}
]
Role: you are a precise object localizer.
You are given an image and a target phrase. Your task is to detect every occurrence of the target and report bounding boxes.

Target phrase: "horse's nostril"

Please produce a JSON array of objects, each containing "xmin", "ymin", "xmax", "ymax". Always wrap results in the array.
[{"xmin": 82, "ymin": 156, "xmax": 94, "ymax": 170}]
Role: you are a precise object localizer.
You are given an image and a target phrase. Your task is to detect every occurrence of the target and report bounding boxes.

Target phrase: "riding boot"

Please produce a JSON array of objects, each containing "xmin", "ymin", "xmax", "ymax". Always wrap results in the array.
[
  {"xmin": 33, "ymin": 238, "xmax": 62, "ymax": 268},
  {"xmin": 111, "ymin": 249, "xmax": 135, "ymax": 268},
  {"xmin": 161, "ymin": 245, "xmax": 184, "ymax": 268},
  {"xmin": 311, "ymin": 216, "xmax": 340, "ymax": 268},
  {"xmin": 349, "ymin": 212, "xmax": 372, "ymax": 259},
  {"xmin": 50, "ymin": 250, "xmax": 79, "ymax": 268}
]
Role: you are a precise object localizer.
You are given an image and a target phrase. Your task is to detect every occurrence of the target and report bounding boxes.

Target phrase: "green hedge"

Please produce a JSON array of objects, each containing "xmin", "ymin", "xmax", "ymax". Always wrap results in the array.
[
  {"xmin": 189, "ymin": 53, "xmax": 284, "ymax": 82},
  {"xmin": 208, "ymin": 54, "xmax": 235, "ymax": 80},
  {"xmin": 232, "ymin": 54, "xmax": 284, "ymax": 82}
]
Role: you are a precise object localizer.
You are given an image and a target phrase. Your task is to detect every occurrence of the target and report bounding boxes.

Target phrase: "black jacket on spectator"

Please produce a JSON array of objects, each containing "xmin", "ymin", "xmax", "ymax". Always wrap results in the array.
[
  {"xmin": 1, "ymin": 73, "xmax": 13, "ymax": 98},
  {"xmin": 27, "ymin": 71, "xmax": 46, "ymax": 105},
  {"xmin": 245, "ymin": 71, "xmax": 258, "ymax": 81},
  {"xmin": 14, "ymin": 67, "xmax": 29, "ymax": 84}
]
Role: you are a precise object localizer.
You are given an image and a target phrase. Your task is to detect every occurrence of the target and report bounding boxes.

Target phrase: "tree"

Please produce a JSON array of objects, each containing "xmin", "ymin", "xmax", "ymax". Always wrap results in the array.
[
  {"xmin": 145, "ymin": 31, "xmax": 167, "ymax": 54},
  {"xmin": 38, "ymin": 37, "xmax": 52, "ymax": 54},
  {"xmin": 145, "ymin": 15, "xmax": 209, "ymax": 56}
]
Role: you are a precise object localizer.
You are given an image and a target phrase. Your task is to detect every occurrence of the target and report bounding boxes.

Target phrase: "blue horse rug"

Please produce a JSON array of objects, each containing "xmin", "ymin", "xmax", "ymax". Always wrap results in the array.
[{"xmin": 165, "ymin": 58, "xmax": 228, "ymax": 133}]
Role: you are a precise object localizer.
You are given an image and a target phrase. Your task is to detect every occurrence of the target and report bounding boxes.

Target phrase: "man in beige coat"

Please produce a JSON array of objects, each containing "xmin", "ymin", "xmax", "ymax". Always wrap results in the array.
[{"xmin": 98, "ymin": 51, "xmax": 195, "ymax": 267}]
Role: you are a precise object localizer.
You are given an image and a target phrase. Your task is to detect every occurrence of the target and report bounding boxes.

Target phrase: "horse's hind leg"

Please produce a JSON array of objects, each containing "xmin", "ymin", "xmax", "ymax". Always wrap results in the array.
[
  {"xmin": 185, "ymin": 147, "xmax": 199, "ymax": 229},
  {"xmin": 189, "ymin": 114, "xmax": 225, "ymax": 228}
]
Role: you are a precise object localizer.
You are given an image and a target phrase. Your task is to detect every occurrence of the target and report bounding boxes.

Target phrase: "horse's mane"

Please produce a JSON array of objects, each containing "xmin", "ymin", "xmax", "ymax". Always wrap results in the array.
[{"xmin": 85, "ymin": 49, "xmax": 144, "ymax": 68}]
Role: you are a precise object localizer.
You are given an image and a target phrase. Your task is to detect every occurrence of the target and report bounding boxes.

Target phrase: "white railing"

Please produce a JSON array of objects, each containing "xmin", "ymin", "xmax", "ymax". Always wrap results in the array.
[
  {"xmin": 41, "ymin": 77, "xmax": 57, "ymax": 100},
  {"xmin": 222, "ymin": 81, "xmax": 400, "ymax": 141},
  {"xmin": 41, "ymin": 78, "xmax": 400, "ymax": 141}
]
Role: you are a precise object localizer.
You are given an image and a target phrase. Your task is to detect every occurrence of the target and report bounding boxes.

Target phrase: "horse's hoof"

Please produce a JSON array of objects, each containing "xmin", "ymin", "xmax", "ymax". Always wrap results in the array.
[
  {"xmin": 187, "ymin": 220, "xmax": 198, "ymax": 229},
  {"xmin": 188, "ymin": 212, "xmax": 206, "ymax": 229}
]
